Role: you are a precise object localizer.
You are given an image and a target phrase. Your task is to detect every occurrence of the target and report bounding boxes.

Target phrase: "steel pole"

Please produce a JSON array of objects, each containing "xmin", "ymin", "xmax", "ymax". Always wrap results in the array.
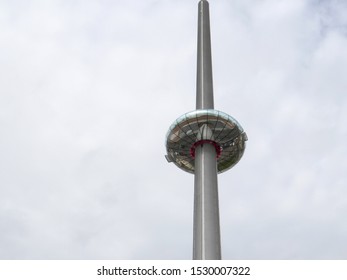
[
  {"xmin": 193, "ymin": 0, "xmax": 221, "ymax": 260},
  {"xmin": 196, "ymin": 0, "xmax": 214, "ymax": 109}
]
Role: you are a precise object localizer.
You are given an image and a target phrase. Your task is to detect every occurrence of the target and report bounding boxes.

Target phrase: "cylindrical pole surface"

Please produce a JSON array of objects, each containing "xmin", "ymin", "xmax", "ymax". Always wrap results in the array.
[
  {"xmin": 196, "ymin": 0, "xmax": 214, "ymax": 109},
  {"xmin": 193, "ymin": 144, "xmax": 221, "ymax": 259},
  {"xmin": 193, "ymin": 0, "xmax": 221, "ymax": 260}
]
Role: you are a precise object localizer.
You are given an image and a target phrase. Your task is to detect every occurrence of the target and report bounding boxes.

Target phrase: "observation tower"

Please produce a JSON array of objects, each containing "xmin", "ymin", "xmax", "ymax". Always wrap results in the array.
[{"xmin": 165, "ymin": 0, "xmax": 247, "ymax": 260}]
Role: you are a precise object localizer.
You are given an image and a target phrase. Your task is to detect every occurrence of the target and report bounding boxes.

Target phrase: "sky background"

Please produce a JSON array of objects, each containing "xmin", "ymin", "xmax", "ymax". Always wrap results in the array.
[{"xmin": 1, "ymin": 0, "xmax": 347, "ymax": 259}]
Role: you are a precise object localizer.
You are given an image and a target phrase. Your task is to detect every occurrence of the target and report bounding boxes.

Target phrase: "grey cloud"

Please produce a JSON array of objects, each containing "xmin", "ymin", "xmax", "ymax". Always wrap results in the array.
[{"xmin": 0, "ymin": 0, "xmax": 346, "ymax": 259}]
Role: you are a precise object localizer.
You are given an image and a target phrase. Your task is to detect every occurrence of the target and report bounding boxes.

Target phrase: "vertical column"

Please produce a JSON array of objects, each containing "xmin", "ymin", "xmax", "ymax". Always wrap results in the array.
[
  {"xmin": 196, "ymin": 0, "xmax": 214, "ymax": 110},
  {"xmin": 193, "ymin": 0, "xmax": 221, "ymax": 260}
]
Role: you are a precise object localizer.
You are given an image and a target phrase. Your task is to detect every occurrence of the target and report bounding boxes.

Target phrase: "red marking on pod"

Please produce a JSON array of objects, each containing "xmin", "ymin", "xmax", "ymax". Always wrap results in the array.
[{"xmin": 190, "ymin": 140, "xmax": 222, "ymax": 159}]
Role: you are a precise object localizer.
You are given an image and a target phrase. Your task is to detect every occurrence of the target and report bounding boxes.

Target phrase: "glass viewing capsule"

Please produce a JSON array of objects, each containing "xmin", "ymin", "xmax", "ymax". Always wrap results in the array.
[{"xmin": 165, "ymin": 109, "xmax": 247, "ymax": 174}]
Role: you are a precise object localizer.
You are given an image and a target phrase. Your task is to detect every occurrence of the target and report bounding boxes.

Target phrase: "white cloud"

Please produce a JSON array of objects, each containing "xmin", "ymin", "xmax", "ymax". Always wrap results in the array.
[{"xmin": 0, "ymin": 0, "xmax": 346, "ymax": 259}]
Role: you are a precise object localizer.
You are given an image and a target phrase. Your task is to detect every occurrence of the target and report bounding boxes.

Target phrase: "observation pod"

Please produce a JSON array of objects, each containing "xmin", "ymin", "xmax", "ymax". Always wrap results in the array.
[{"xmin": 165, "ymin": 109, "xmax": 247, "ymax": 174}]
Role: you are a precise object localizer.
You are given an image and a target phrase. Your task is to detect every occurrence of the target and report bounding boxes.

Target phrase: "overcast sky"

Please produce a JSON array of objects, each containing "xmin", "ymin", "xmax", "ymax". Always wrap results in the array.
[{"xmin": 1, "ymin": 0, "xmax": 347, "ymax": 260}]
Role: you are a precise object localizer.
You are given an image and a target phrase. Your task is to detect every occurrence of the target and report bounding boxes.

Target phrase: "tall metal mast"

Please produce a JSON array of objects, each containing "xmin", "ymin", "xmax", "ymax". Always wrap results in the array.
[
  {"xmin": 196, "ymin": 0, "xmax": 214, "ymax": 110},
  {"xmin": 165, "ymin": 0, "xmax": 247, "ymax": 260},
  {"xmin": 194, "ymin": 0, "xmax": 221, "ymax": 260}
]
